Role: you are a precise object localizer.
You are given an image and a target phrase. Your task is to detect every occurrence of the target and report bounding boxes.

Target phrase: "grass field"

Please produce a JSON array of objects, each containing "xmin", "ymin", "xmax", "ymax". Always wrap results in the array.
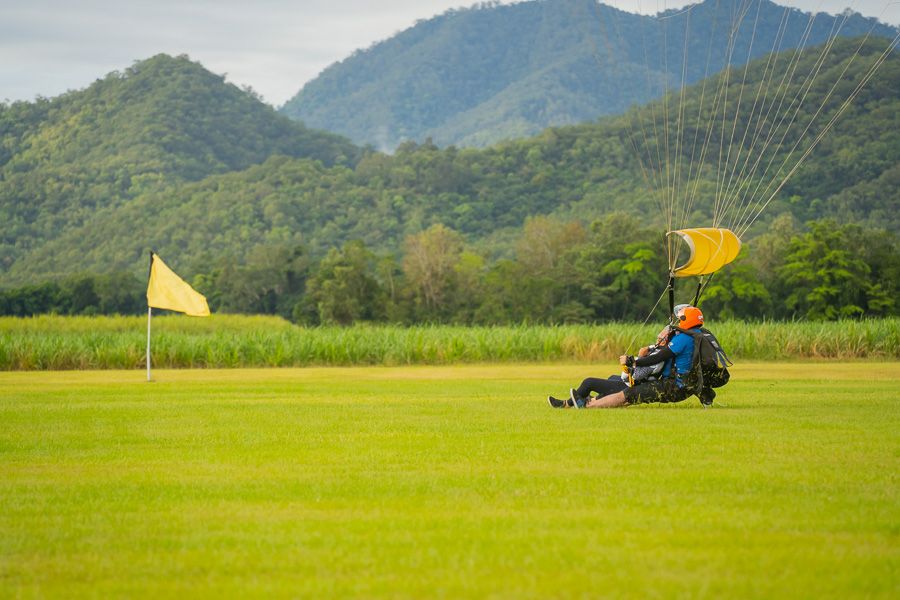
[{"xmin": 1, "ymin": 362, "xmax": 898, "ymax": 597}]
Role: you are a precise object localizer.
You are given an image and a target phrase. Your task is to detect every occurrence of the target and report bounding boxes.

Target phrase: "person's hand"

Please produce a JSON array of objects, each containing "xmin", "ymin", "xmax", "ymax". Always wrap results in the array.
[
  {"xmin": 656, "ymin": 326, "xmax": 671, "ymax": 346},
  {"xmin": 638, "ymin": 346, "xmax": 649, "ymax": 357},
  {"xmin": 619, "ymin": 354, "xmax": 628, "ymax": 366}
]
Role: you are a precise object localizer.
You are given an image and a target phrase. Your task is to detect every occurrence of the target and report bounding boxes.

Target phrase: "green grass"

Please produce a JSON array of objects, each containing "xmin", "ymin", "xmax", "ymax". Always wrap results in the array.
[
  {"xmin": 2, "ymin": 315, "xmax": 898, "ymax": 369},
  {"xmin": 0, "ymin": 363, "xmax": 898, "ymax": 597}
]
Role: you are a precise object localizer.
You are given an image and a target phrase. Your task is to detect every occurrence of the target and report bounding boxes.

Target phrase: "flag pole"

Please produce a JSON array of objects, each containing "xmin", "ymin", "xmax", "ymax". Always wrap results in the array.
[
  {"xmin": 146, "ymin": 251, "xmax": 154, "ymax": 382},
  {"xmin": 146, "ymin": 306, "xmax": 152, "ymax": 381}
]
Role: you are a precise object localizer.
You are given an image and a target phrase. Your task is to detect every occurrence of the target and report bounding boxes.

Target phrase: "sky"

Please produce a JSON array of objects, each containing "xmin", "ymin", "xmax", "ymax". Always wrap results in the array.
[{"xmin": 1, "ymin": 0, "xmax": 897, "ymax": 107}]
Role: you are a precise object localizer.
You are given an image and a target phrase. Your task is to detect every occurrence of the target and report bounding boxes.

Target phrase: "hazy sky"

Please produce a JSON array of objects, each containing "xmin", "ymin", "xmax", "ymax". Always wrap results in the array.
[{"xmin": 1, "ymin": 0, "xmax": 897, "ymax": 107}]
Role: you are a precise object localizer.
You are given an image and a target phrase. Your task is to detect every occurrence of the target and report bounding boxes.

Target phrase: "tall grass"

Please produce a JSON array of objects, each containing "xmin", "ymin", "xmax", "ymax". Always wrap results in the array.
[{"xmin": 0, "ymin": 315, "xmax": 897, "ymax": 370}]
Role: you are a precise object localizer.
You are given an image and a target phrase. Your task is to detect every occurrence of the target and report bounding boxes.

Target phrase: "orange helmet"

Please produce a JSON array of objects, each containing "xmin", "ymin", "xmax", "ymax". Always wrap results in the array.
[{"xmin": 678, "ymin": 306, "xmax": 704, "ymax": 330}]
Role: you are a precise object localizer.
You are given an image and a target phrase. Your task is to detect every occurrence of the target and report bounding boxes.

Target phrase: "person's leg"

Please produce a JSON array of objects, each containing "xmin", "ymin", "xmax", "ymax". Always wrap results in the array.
[
  {"xmin": 584, "ymin": 391, "xmax": 629, "ymax": 408},
  {"xmin": 619, "ymin": 380, "xmax": 688, "ymax": 406},
  {"xmin": 575, "ymin": 377, "xmax": 627, "ymax": 400},
  {"xmin": 580, "ymin": 380, "xmax": 689, "ymax": 409}
]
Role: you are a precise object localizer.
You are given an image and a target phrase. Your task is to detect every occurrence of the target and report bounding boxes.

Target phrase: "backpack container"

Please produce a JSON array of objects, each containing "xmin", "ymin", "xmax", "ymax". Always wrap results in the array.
[{"xmin": 676, "ymin": 327, "xmax": 733, "ymax": 395}]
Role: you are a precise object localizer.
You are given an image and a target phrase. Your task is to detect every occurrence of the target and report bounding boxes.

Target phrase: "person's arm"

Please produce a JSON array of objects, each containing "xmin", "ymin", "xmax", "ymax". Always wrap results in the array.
[{"xmin": 633, "ymin": 346, "xmax": 674, "ymax": 367}]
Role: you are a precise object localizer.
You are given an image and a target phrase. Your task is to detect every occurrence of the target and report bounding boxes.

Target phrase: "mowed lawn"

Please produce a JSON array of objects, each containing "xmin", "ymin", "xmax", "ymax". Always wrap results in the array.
[{"xmin": 0, "ymin": 363, "xmax": 897, "ymax": 598}]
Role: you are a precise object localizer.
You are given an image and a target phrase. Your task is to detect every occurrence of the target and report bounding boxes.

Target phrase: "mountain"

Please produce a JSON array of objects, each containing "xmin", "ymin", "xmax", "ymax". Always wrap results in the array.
[
  {"xmin": 3, "ymin": 37, "xmax": 896, "ymax": 286},
  {"xmin": 0, "ymin": 54, "xmax": 361, "ymax": 272},
  {"xmin": 280, "ymin": 0, "xmax": 897, "ymax": 150}
]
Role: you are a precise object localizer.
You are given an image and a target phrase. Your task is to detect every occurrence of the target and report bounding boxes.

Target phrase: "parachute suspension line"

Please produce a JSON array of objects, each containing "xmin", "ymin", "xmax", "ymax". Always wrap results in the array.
[
  {"xmin": 715, "ymin": 0, "xmax": 764, "ymax": 226},
  {"xmin": 667, "ymin": 0, "xmax": 752, "ymax": 271},
  {"xmin": 708, "ymin": 0, "xmax": 758, "ymax": 227},
  {"xmin": 625, "ymin": 285, "xmax": 670, "ymax": 355},
  {"xmin": 597, "ymin": 0, "xmax": 681, "ymax": 272},
  {"xmin": 667, "ymin": 273, "xmax": 676, "ymax": 319},
  {"xmin": 732, "ymin": 6, "xmax": 889, "ymax": 235},
  {"xmin": 726, "ymin": 2, "xmax": 870, "ymax": 231},
  {"xmin": 628, "ymin": 0, "xmax": 675, "ymax": 258},
  {"xmin": 662, "ymin": 4, "xmax": 675, "ymax": 247},
  {"xmin": 683, "ymin": 0, "xmax": 747, "ymax": 231},
  {"xmin": 673, "ymin": 0, "xmax": 749, "ymax": 232},
  {"xmin": 574, "ymin": 0, "xmax": 667, "ymax": 225},
  {"xmin": 713, "ymin": 0, "xmax": 755, "ymax": 228},
  {"xmin": 671, "ymin": 5, "xmax": 690, "ymax": 233},
  {"xmin": 716, "ymin": 3, "xmax": 798, "ymax": 223},
  {"xmin": 727, "ymin": 7, "xmax": 853, "ymax": 232},
  {"xmin": 736, "ymin": 29, "xmax": 900, "ymax": 238},
  {"xmin": 679, "ymin": 0, "xmax": 722, "ymax": 232},
  {"xmin": 691, "ymin": 275, "xmax": 706, "ymax": 308},
  {"xmin": 717, "ymin": 1, "xmax": 792, "ymax": 221},
  {"xmin": 633, "ymin": 0, "xmax": 670, "ymax": 226},
  {"xmin": 570, "ymin": 0, "xmax": 657, "ymax": 206},
  {"xmin": 721, "ymin": 5, "xmax": 834, "ymax": 230}
]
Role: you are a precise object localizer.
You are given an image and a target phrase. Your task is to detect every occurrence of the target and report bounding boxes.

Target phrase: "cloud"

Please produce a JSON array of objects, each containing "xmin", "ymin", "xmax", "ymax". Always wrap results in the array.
[{"xmin": 1, "ymin": 0, "xmax": 896, "ymax": 106}]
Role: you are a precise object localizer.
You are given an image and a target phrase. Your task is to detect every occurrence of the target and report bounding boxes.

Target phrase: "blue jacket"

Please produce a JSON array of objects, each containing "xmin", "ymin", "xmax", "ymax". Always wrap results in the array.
[{"xmin": 663, "ymin": 329, "xmax": 700, "ymax": 384}]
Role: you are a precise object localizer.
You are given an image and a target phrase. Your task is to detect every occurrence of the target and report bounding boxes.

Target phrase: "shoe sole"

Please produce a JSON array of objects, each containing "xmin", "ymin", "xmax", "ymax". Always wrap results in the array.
[{"xmin": 570, "ymin": 388, "xmax": 585, "ymax": 409}]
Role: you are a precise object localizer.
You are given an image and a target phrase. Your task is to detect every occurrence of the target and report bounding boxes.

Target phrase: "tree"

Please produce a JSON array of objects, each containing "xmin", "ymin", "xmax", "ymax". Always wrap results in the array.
[
  {"xmin": 777, "ymin": 220, "xmax": 872, "ymax": 320},
  {"xmin": 304, "ymin": 240, "xmax": 384, "ymax": 325},
  {"xmin": 509, "ymin": 216, "xmax": 588, "ymax": 322},
  {"xmin": 575, "ymin": 213, "xmax": 668, "ymax": 321},
  {"xmin": 202, "ymin": 244, "xmax": 309, "ymax": 317},
  {"xmin": 402, "ymin": 224, "xmax": 464, "ymax": 320},
  {"xmin": 698, "ymin": 258, "xmax": 772, "ymax": 319}
]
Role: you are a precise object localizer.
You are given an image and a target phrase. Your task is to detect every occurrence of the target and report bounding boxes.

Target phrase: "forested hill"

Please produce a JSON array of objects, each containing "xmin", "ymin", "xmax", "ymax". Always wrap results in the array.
[
  {"xmin": 280, "ymin": 0, "xmax": 896, "ymax": 150},
  {"xmin": 0, "ymin": 54, "xmax": 361, "ymax": 272},
  {"xmin": 2, "ymin": 37, "xmax": 896, "ymax": 287}
]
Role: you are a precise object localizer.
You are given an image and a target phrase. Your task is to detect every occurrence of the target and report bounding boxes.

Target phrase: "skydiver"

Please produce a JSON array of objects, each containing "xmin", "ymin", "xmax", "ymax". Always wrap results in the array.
[
  {"xmin": 548, "ymin": 305, "xmax": 705, "ymax": 408},
  {"xmin": 547, "ymin": 324, "xmax": 672, "ymax": 408}
]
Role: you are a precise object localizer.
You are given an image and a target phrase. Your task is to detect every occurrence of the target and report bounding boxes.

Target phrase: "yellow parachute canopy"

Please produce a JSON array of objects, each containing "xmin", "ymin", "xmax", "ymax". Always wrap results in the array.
[{"xmin": 668, "ymin": 228, "xmax": 741, "ymax": 277}]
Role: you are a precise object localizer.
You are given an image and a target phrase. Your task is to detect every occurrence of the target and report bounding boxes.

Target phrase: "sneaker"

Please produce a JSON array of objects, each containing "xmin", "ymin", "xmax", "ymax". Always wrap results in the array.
[
  {"xmin": 548, "ymin": 395, "xmax": 567, "ymax": 408},
  {"xmin": 699, "ymin": 388, "xmax": 716, "ymax": 406},
  {"xmin": 570, "ymin": 388, "xmax": 585, "ymax": 409}
]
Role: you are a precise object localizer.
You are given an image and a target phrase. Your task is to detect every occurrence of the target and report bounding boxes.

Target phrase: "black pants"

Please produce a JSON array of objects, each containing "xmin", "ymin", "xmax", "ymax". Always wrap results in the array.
[
  {"xmin": 623, "ymin": 378, "xmax": 690, "ymax": 405},
  {"xmin": 575, "ymin": 376, "xmax": 628, "ymax": 400}
]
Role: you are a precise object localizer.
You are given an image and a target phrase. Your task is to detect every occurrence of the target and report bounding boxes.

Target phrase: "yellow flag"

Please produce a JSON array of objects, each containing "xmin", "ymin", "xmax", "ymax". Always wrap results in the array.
[{"xmin": 146, "ymin": 253, "xmax": 210, "ymax": 316}]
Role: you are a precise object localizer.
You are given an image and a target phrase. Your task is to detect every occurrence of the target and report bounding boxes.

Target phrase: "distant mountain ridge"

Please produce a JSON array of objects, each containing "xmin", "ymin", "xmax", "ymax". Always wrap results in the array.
[
  {"xmin": 2, "ymin": 38, "xmax": 896, "ymax": 285},
  {"xmin": 0, "ymin": 54, "xmax": 360, "ymax": 272},
  {"xmin": 280, "ymin": 0, "xmax": 897, "ymax": 149}
]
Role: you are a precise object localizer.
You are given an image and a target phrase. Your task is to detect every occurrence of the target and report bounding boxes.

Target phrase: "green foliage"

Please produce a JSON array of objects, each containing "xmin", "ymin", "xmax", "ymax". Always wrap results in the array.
[
  {"xmin": 1, "ymin": 315, "xmax": 898, "ymax": 370},
  {"xmin": 0, "ymin": 272, "xmax": 144, "ymax": 316},
  {"xmin": 303, "ymin": 241, "xmax": 385, "ymax": 325},
  {"xmin": 280, "ymin": 0, "xmax": 896, "ymax": 149},
  {"xmin": 194, "ymin": 244, "xmax": 309, "ymax": 319},
  {"xmin": 0, "ymin": 38, "xmax": 896, "ymax": 331},
  {"xmin": 699, "ymin": 259, "xmax": 773, "ymax": 319},
  {"xmin": 0, "ymin": 54, "xmax": 360, "ymax": 272},
  {"xmin": 1, "ymin": 40, "xmax": 897, "ymax": 290},
  {"xmin": 779, "ymin": 221, "xmax": 876, "ymax": 319},
  {"xmin": 2, "ymin": 216, "xmax": 897, "ymax": 324},
  {"xmin": 402, "ymin": 224, "xmax": 465, "ymax": 319}
]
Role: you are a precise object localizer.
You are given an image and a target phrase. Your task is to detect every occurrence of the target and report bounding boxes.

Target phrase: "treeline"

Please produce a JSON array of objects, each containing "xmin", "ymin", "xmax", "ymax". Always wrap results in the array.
[
  {"xmin": 0, "ymin": 272, "xmax": 144, "ymax": 317},
  {"xmin": 3, "ymin": 215, "xmax": 896, "ymax": 322}
]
